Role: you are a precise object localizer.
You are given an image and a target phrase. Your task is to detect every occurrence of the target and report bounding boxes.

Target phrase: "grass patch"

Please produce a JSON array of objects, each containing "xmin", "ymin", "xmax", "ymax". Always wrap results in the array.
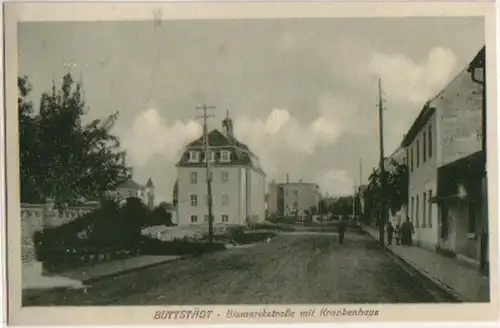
[{"xmin": 233, "ymin": 232, "xmax": 277, "ymax": 245}]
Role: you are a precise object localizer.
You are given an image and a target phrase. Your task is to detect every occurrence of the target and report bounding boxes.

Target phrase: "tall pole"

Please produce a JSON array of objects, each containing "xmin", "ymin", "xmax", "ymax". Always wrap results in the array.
[
  {"xmin": 378, "ymin": 78, "xmax": 387, "ymax": 246},
  {"xmin": 359, "ymin": 158, "xmax": 363, "ymax": 217},
  {"xmin": 196, "ymin": 104, "xmax": 215, "ymax": 243}
]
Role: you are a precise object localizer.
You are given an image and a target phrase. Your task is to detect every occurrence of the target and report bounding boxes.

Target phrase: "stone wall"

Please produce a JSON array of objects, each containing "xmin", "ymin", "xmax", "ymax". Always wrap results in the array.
[{"xmin": 21, "ymin": 201, "xmax": 99, "ymax": 264}]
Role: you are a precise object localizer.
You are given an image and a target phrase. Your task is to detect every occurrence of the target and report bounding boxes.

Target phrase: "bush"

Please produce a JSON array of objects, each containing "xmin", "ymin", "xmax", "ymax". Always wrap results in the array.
[
  {"xmin": 138, "ymin": 236, "xmax": 226, "ymax": 256},
  {"xmin": 146, "ymin": 206, "xmax": 174, "ymax": 227}
]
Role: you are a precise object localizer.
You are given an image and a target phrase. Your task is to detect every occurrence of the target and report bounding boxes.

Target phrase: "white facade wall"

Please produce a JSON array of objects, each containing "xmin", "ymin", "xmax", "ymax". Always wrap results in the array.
[
  {"xmin": 407, "ymin": 112, "xmax": 439, "ymax": 251},
  {"xmin": 177, "ymin": 166, "xmax": 265, "ymax": 226}
]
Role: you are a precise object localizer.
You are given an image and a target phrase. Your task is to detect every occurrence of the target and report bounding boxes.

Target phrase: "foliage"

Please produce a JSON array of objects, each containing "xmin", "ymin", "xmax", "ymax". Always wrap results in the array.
[
  {"xmin": 361, "ymin": 159, "xmax": 409, "ymax": 224},
  {"xmin": 147, "ymin": 205, "xmax": 174, "ymax": 227},
  {"xmin": 18, "ymin": 74, "xmax": 131, "ymax": 206},
  {"xmin": 330, "ymin": 196, "xmax": 355, "ymax": 216}
]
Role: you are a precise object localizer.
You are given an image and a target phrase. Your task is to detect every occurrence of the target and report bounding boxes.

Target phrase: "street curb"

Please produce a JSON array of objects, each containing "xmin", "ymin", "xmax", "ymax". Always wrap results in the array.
[
  {"xmin": 361, "ymin": 226, "xmax": 466, "ymax": 303},
  {"xmin": 23, "ymin": 255, "xmax": 191, "ymax": 302},
  {"xmin": 82, "ymin": 255, "xmax": 189, "ymax": 285}
]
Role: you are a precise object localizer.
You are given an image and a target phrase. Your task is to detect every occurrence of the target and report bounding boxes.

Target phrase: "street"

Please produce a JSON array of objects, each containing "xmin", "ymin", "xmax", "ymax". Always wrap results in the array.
[{"xmin": 25, "ymin": 231, "xmax": 442, "ymax": 306}]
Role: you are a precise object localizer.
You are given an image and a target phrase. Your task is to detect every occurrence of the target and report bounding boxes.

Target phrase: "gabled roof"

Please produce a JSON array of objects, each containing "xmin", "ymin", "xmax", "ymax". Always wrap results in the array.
[
  {"xmin": 116, "ymin": 179, "xmax": 143, "ymax": 190},
  {"xmin": 146, "ymin": 177, "xmax": 154, "ymax": 188},
  {"xmin": 176, "ymin": 128, "xmax": 265, "ymax": 175},
  {"xmin": 401, "ymin": 103, "xmax": 435, "ymax": 148}
]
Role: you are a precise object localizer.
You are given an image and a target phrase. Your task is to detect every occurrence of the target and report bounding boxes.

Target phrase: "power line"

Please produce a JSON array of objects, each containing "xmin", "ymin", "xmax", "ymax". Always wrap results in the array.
[{"xmin": 377, "ymin": 78, "xmax": 387, "ymax": 246}]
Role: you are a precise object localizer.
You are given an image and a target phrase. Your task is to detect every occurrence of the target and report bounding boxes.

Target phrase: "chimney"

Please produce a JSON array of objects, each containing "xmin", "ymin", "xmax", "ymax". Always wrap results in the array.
[
  {"xmin": 286, "ymin": 173, "xmax": 289, "ymax": 184},
  {"xmin": 222, "ymin": 110, "xmax": 234, "ymax": 138}
]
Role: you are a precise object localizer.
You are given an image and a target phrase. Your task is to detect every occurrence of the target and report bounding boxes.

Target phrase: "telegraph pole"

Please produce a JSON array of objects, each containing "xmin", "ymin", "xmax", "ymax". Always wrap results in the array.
[
  {"xmin": 196, "ymin": 104, "xmax": 216, "ymax": 243},
  {"xmin": 377, "ymin": 78, "xmax": 387, "ymax": 246},
  {"xmin": 359, "ymin": 158, "xmax": 363, "ymax": 218}
]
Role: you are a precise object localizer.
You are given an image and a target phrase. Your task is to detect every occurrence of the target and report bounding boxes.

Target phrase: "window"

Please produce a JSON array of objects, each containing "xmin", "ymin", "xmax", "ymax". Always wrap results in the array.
[
  {"xmin": 428, "ymin": 125, "xmax": 433, "ymax": 158},
  {"xmin": 416, "ymin": 194, "xmax": 420, "ymax": 228},
  {"xmin": 222, "ymin": 171, "xmax": 229, "ymax": 183},
  {"xmin": 190, "ymin": 172, "xmax": 198, "ymax": 184},
  {"xmin": 416, "ymin": 140, "xmax": 420, "ymax": 168},
  {"xmin": 222, "ymin": 194, "xmax": 229, "ymax": 206},
  {"xmin": 428, "ymin": 190, "xmax": 433, "ymax": 227},
  {"xmin": 422, "ymin": 192, "xmax": 427, "ymax": 228},
  {"xmin": 468, "ymin": 202, "xmax": 477, "ymax": 234},
  {"xmin": 221, "ymin": 214, "xmax": 229, "ymax": 223},
  {"xmin": 190, "ymin": 194, "xmax": 198, "ymax": 207},
  {"xmin": 128, "ymin": 191, "xmax": 134, "ymax": 197},
  {"xmin": 220, "ymin": 150, "xmax": 231, "ymax": 162},
  {"xmin": 204, "ymin": 214, "xmax": 209, "ymax": 222},
  {"xmin": 190, "ymin": 215, "xmax": 198, "ymax": 223},
  {"xmin": 410, "ymin": 148, "xmax": 414, "ymax": 172},
  {"xmin": 423, "ymin": 132, "xmax": 427, "ymax": 162},
  {"xmin": 411, "ymin": 197, "xmax": 414, "ymax": 225},
  {"xmin": 188, "ymin": 151, "xmax": 199, "ymax": 162}
]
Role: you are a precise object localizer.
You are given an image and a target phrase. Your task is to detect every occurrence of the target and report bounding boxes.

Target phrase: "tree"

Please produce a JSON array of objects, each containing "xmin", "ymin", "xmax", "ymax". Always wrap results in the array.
[
  {"xmin": 18, "ymin": 76, "xmax": 39, "ymax": 202},
  {"xmin": 362, "ymin": 161, "xmax": 409, "ymax": 225},
  {"xmin": 18, "ymin": 73, "xmax": 131, "ymax": 206}
]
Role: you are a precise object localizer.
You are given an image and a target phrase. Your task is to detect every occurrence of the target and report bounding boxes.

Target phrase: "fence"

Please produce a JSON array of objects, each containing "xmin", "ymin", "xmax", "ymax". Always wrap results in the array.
[{"xmin": 21, "ymin": 199, "xmax": 99, "ymax": 264}]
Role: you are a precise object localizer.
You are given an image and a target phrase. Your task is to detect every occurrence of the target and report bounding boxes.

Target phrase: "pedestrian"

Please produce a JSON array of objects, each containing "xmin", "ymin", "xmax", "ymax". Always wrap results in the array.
[
  {"xmin": 395, "ymin": 223, "xmax": 402, "ymax": 245},
  {"xmin": 401, "ymin": 217, "xmax": 415, "ymax": 246},
  {"xmin": 338, "ymin": 217, "xmax": 347, "ymax": 245},
  {"xmin": 387, "ymin": 221, "xmax": 394, "ymax": 245}
]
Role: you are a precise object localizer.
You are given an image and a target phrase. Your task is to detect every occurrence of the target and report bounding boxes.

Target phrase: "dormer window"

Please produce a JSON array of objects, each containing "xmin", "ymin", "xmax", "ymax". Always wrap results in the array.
[
  {"xmin": 188, "ymin": 151, "xmax": 200, "ymax": 163},
  {"xmin": 220, "ymin": 150, "xmax": 231, "ymax": 162}
]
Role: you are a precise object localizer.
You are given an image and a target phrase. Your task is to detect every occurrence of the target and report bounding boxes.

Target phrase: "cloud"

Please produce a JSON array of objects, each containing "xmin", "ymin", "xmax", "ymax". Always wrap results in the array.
[
  {"xmin": 367, "ymin": 47, "xmax": 458, "ymax": 105},
  {"xmin": 116, "ymin": 108, "xmax": 202, "ymax": 166},
  {"xmin": 313, "ymin": 169, "xmax": 354, "ymax": 196},
  {"xmin": 234, "ymin": 107, "xmax": 343, "ymax": 178}
]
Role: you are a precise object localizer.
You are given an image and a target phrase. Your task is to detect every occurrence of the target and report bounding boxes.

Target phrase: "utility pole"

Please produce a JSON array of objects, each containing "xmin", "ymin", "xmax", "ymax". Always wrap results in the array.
[
  {"xmin": 377, "ymin": 78, "xmax": 387, "ymax": 246},
  {"xmin": 359, "ymin": 158, "xmax": 363, "ymax": 218},
  {"xmin": 196, "ymin": 104, "xmax": 216, "ymax": 243}
]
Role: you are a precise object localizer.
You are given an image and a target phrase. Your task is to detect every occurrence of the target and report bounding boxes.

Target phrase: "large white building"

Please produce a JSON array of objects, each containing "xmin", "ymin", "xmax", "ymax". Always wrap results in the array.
[{"xmin": 175, "ymin": 115, "xmax": 266, "ymax": 226}]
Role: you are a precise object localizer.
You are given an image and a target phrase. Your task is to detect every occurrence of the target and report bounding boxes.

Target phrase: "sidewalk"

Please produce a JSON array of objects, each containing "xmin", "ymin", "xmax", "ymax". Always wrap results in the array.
[
  {"xmin": 23, "ymin": 255, "xmax": 182, "ymax": 299},
  {"xmin": 363, "ymin": 225, "xmax": 490, "ymax": 302}
]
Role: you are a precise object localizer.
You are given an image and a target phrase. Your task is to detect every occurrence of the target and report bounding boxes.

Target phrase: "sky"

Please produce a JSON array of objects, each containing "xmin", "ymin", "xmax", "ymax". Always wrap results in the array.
[{"xmin": 18, "ymin": 17, "xmax": 485, "ymax": 202}]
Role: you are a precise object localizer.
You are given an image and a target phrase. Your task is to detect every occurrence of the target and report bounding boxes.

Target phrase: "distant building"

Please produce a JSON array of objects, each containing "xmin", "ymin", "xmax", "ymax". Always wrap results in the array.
[
  {"xmin": 110, "ymin": 177, "xmax": 155, "ymax": 209},
  {"xmin": 267, "ymin": 177, "xmax": 320, "ymax": 217},
  {"xmin": 175, "ymin": 114, "xmax": 266, "ymax": 226}
]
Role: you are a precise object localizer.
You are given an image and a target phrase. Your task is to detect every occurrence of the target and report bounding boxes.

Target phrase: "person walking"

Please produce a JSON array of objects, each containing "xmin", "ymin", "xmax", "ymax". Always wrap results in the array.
[
  {"xmin": 387, "ymin": 221, "xmax": 394, "ymax": 245},
  {"xmin": 401, "ymin": 217, "xmax": 415, "ymax": 246},
  {"xmin": 338, "ymin": 217, "xmax": 347, "ymax": 245}
]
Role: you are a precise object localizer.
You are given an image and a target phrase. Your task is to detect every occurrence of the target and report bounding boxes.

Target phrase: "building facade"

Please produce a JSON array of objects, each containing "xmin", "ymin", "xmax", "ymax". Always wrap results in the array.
[
  {"xmin": 175, "ymin": 115, "xmax": 266, "ymax": 227},
  {"xmin": 267, "ymin": 180, "xmax": 320, "ymax": 217},
  {"xmin": 401, "ymin": 46, "xmax": 485, "ymax": 259},
  {"xmin": 110, "ymin": 177, "xmax": 155, "ymax": 209}
]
